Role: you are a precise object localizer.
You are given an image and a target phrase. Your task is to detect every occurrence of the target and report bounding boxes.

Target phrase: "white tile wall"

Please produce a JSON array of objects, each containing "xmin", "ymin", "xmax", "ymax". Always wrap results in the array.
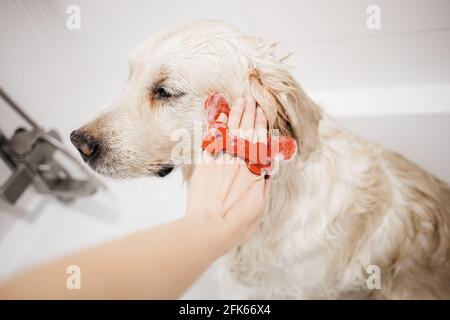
[{"xmin": 0, "ymin": 0, "xmax": 449, "ymax": 299}]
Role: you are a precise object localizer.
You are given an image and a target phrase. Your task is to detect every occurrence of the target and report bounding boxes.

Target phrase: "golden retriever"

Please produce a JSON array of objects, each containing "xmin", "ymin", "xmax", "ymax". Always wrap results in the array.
[{"xmin": 70, "ymin": 21, "xmax": 450, "ymax": 299}]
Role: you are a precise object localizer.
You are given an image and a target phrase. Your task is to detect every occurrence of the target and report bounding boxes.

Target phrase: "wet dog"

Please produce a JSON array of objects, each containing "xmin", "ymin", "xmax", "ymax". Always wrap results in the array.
[{"xmin": 71, "ymin": 21, "xmax": 450, "ymax": 299}]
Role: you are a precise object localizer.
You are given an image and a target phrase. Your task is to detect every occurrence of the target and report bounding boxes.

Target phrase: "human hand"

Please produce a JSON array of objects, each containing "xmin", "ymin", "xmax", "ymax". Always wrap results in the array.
[{"xmin": 186, "ymin": 96, "xmax": 270, "ymax": 251}]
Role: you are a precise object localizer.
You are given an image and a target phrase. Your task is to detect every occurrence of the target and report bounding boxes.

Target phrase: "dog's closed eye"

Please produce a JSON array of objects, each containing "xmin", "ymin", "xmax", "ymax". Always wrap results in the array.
[
  {"xmin": 148, "ymin": 67, "xmax": 185, "ymax": 103},
  {"xmin": 151, "ymin": 85, "xmax": 184, "ymax": 101},
  {"xmin": 154, "ymin": 86, "xmax": 174, "ymax": 99},
  {"xmin": 148, "ymin": 84, "xmax": 184, "ymax": 107}
]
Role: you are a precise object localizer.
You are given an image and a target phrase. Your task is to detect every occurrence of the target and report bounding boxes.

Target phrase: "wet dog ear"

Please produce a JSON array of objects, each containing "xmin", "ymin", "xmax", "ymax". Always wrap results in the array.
[{"xmin": 246, "ymin": 54, "xmax": 321, "ymax": 160}]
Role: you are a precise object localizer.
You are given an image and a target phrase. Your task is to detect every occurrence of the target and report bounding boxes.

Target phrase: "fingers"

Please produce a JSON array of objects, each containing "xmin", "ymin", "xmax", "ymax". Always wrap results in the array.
[
  {"xmin": 227, "ymin": 95, "xmax": 260, "ymax": 132},
  {"xmin": 254, "ymin": 106, "xmax": 268, "ymax": 144},
  {"xmin": 227, "ymin": 97, "xmax": 245, "ymax": 130},
  {"xmin": 240, "ymin": 96, "xmax": 256, "ymax": 133}
]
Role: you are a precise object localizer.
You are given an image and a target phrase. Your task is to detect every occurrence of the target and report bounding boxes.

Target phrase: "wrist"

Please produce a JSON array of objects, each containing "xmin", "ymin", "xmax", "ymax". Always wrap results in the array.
[{"xmin": 183, "ymin": 212, "xmax": 234, "ymax": 256}]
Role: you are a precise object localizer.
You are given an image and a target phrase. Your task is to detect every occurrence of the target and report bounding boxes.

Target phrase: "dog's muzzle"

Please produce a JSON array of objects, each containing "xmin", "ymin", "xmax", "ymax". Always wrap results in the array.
[{"xmin": 70, "ymin": 130, "xmax": 101, "ymax": 162}]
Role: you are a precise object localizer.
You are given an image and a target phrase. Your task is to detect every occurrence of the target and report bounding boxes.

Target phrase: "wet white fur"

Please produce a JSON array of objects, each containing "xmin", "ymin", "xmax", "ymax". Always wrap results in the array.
[{"xmin": 79, "ymin": 21, "xmax": 450, "ymax": 299}]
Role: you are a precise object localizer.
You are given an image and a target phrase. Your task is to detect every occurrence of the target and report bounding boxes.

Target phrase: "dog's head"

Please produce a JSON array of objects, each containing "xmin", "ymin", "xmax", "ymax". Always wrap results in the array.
[{"xmin": 70, "ymin": 21, "xmax": 321, "ymax": 178}]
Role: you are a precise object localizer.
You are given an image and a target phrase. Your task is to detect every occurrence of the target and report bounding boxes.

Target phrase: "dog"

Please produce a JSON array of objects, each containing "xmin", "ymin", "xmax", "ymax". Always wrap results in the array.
[{"xmin": 71, "ymin": 21, "xmax": 450, "ymax": 299}]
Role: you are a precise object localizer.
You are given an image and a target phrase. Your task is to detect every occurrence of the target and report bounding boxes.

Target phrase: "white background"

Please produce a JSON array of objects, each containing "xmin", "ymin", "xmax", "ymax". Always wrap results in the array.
[{"xmin": 0, "ymin": 0, "xmax": 449, "ymax": 298}]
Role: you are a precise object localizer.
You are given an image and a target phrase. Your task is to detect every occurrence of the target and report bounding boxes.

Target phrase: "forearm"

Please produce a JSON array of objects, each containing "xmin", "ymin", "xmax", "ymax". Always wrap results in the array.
[{"xmin": 0, "ymin": 215, "xmax": 230, "ymax": 299}]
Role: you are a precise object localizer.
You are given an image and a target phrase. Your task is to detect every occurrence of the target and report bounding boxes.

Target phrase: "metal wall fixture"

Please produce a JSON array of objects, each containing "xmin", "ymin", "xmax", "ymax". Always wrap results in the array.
[{"xmin": 0, "ymin": 86, "xmax": 104, "ymax": 204}]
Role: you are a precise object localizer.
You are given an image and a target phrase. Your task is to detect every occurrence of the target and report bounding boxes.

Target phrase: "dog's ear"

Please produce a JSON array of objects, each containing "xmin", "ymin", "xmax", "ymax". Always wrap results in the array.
[{"xmin": 245, "ymin": 45, "xmax": 322, "ymax": 160}]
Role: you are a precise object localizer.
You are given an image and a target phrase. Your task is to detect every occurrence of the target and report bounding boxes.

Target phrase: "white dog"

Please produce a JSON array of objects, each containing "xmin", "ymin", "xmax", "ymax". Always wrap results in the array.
[{"xmin": 71, "ymin": 21, "xmax": 450, "ymax": 299}]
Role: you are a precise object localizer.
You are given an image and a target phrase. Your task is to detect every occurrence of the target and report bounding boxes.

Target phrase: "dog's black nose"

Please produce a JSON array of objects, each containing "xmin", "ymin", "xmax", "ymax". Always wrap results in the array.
[{"xmin": 70, "ymin": 130, "xmax": 100, "ymax": 159}]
